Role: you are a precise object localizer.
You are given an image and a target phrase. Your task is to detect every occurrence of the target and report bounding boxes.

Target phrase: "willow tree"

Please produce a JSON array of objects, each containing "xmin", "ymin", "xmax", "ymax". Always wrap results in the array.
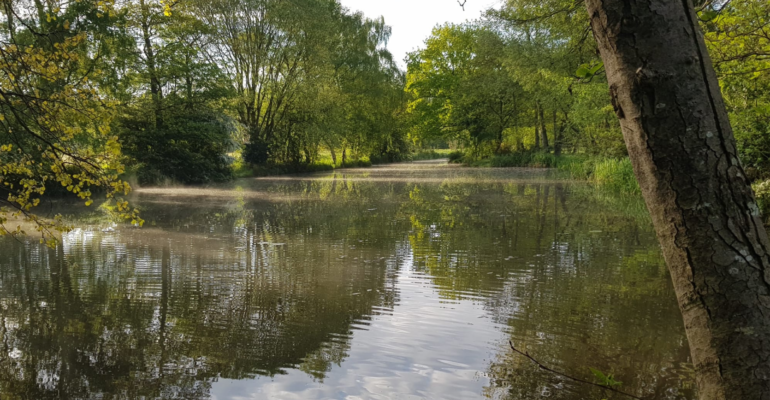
[
  {"xmin": 585, "ymin": 0, "xmax": 770, "ymax": 398},
  {"xmin": 195, "ymin": 0, "xmax": 332, "ymax": 163}
]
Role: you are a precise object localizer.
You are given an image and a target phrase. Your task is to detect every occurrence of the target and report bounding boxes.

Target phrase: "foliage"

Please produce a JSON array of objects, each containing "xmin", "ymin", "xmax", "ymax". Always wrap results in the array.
[
  {"xmin": 198, "ymin": 0, "xmax": 408, "ymax": 168},
  {"xmin": 0, "ymin": 0, "xmax": 140, "ymax": 244},
  {"xmin": 753, "ymin": 179, "xmax": 770, "ymax": 222},
  {"xmin": 406, "ymin": 24, "xmax": 525, "ymax": 154},
  {"xmin": 120, "ymin": 111, "xmax": 236, "ymax": 185},
  {"xmin": 589, "ymin": 367, "xmax": 623, "ymax": 388},
  {"xmin": 404, "ymin": 0, "xmax": 770, "ymax": 209},
  {"xmin": 448, "ymin": 150, "xmax": 465, "ymax": 163},
  {"xmin": 408, "ymin": 149, "xmax": 455, "ymax": 162},
  {"xmin": 701, "ymin": 0, "xmax": 770, "ymax": 179},
  {"xmin": 405, "ymin": 15, "xmax": 624, "ymax": 162},
  {"xmin": 466, "ymin": 152, "xmax": 641, "ymax": 195}
]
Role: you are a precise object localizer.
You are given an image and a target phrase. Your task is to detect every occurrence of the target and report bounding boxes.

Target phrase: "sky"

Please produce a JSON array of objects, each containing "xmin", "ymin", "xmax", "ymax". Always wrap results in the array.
[{"xmin": 339, "ymin": 0, "xmax": 500, "ymax": 68}]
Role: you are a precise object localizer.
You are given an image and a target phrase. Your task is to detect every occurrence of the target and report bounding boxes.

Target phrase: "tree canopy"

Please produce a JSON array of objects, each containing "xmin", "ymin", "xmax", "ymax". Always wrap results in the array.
[{"xmin": 0, "ymin": 0, "xmax": 408, "ymax": 241}]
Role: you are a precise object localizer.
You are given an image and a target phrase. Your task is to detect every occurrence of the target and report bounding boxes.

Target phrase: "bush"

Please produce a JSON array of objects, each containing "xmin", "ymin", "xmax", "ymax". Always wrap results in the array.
[
  {"xmin": 590, "ymin": 158, "xmax": 639, "ymax": 195},
  {"xmin": 448, "ymin": 150, "xmax": 465, "ymax": 163},
  {"xmin": 753, "ymin": 180, "xmax": 770, "ymax": 222},
  {"xmin": 243, "ymin": 136, "xmax": 270, "ymax": 165},
  {"xmin": 120, "ymin": 111, "xmax": 236, "ymax": 185}
]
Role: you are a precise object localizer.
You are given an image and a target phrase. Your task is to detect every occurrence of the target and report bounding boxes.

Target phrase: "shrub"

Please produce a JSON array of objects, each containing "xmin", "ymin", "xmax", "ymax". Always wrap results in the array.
[
  {"xmin": 120, "ymin": 111, "xmax": 236, "ymax": 185},
  {"xmin": 753, "ymin": 180, "xmax": 770, "ymax": 222},
  {"xmin": 590, "ymin": 158, "xmax": 639, "ymax": 195},
  {"xmin": 448, "ymin": 150, "xmax": 465, "ymax": 163}
]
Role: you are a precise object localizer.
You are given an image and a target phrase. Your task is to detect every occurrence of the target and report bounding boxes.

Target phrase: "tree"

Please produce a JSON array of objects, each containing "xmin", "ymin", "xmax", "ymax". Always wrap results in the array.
[
  {"xmin": 406, "ymin": 24, "xmax": 524, "ymax": 155},
  {"xmin": 116, "ymin": 0, "xmax": 238, "ymax": 185},
  {"xmin": 584, "ymin": 0, "xmax": 770, "ymax": 398},
  {"xmin": 701, "ymin": 0, "xmax": 770, "ymax": 180},
  {"xmin": 0, "ymin": 0, "xmax": 140, "ymax": 244}
]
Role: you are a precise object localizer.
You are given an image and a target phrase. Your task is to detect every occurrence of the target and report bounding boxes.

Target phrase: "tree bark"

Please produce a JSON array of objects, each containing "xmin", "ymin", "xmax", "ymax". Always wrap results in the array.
[
  {"xmin": 534, "ymin": 103, "xmax": 541, "ymax": 149},
  {"xmin": 539, "ymin": 106, "xmax": 549, "ymax": 149},
  {"xmin": 139, "ymin": 0, "xmax": 163, "ymax": 128},
  {"xmin": 553, "ymin": 110, "xmax": 563, "ymax": 156},
  {"xmin": 585, "ymin": 1, "xmax": 770, "ymax": 399}
]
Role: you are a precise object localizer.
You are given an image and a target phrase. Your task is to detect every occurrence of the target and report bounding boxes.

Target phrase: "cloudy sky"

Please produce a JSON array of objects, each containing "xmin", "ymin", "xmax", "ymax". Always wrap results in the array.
[{"xmin": 339, "ymin": 0, "xmax": 500, "ymax": 68}]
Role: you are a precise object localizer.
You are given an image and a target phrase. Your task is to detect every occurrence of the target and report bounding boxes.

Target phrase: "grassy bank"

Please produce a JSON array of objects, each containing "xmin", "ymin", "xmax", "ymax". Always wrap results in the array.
[
  {"xmin": 465, "ymin": 152, "xmax": 641, "ymax": 195},
  {"xmin": 232, "ymin": 149, "xmax": 455, "ymax": 178},
  {"xmin": 233, "ymin": 159, "xmax": 373, "ymax": 178},
  {"xmin": 409, "ymin": 149, "xmax": 457, "ymax": 161}
]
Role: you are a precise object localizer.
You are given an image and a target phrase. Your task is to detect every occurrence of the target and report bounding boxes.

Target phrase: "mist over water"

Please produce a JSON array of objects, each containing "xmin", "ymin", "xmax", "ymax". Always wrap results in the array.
[{"xmin": 0, "ymin": 162, "xmax": 694, "ymax": 399}]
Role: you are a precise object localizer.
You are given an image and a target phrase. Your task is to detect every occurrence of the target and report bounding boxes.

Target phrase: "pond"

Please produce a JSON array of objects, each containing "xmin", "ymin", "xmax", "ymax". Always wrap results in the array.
[{"xmin": 0, "ymin": 161, "xmax": 695, "ymax": 399}]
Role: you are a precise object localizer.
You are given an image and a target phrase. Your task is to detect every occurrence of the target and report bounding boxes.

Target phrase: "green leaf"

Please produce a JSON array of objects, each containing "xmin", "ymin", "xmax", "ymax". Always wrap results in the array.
[
  {"xmin": 589, "ymin": 367, "xmax": 623, "ymax": 387},
  {"xmin": 589, "ymin": 367, "xmax": 607, "ymax": 381}
]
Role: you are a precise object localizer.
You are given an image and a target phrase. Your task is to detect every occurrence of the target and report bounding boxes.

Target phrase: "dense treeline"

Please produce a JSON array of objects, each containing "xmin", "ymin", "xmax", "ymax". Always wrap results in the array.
[
  {"xmin": 405, "ymin": 0, "xmax": 770, "ymax": 189},
  {"xmin": 0, "ymin": 0, "xmax": 406, "ymax": 185},
  {"xmin": 0, "ymin": 0, "xmax": 409, "ymax": 237},
  {"xmin": 117, "ymin": 0, "xmax": 408, "ymax": 183},
  {"xmin": 2, "ymin": 0, "xmax": 769, "ymax": 237}
]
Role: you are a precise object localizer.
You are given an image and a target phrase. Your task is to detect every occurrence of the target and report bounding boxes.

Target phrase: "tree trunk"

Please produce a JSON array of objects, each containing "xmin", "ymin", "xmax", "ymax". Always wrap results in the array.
[
  {"xmin": 139, "ymin": 0, "xmax": 163, "ymax": 128},
  {"xmin": 553, "ymin": 110, "xmax": 562, "ymax": 156},
  {"xmin": 539, "ymin": 106, "xmax": 549, "ymax": 150},
  {"xmin": 496, "ymin": 127, "xmax": 505, "ymax": 154},
  {"xmin": 534, "ymin": 103, "xmax": 541, "ymax": 150},
  {"xmin": 585, "ymin": 1, "xmax": 770, "ymax": 399},
  {"xmin": 184, "ymin": 51, "xmax": 194, "ymax": 109}
]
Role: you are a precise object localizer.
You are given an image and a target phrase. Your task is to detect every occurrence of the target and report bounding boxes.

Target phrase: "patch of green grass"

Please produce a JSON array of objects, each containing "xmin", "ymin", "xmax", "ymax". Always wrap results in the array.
[
  {"xmin": 410, "ymin": 149, "xmax": 455, "ymax": 161},
  {"xmin": 340, "ymin": 159, "xmax": 373, "ymax": 168},
  {"xmin": 231, "ymin": 149, "xmax": 373, "ymax": 178},
  {"xmin": 591, "ymin": 157, "xmax": 638, "ymax": 195}
]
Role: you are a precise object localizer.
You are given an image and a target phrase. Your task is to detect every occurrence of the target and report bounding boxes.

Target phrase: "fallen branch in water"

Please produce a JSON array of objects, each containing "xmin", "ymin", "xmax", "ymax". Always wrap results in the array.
[{"xmin": 508, "ymin": 341, "xmax": 644, "ymax": 400}]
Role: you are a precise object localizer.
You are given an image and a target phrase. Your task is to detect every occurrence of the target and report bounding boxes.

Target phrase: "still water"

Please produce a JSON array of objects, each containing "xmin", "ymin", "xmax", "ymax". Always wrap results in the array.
[{"xmin": 0, "ymin": 161, "xmax": 695, "ymax": 399}]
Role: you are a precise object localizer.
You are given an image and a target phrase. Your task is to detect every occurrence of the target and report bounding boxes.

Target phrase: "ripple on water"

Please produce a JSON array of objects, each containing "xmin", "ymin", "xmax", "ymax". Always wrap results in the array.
[{"xmin": 0, "ymin": 163, "xmax": 693, "ymax": 400}]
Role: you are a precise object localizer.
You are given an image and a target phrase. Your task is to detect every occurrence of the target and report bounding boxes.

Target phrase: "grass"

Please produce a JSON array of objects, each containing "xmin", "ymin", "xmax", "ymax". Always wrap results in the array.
[
  {"xmin": 232, "ymin": 147, "xmax": 408, "ymax": 178},
  {"xmin": 461, "ymin": 151, "xmax": 641, "ymax": 195},
  {"xmin": 234, "ymin": 159, "xmax": 374, "ymax": 178},
  {"xmin": 233, "ymin": 148, "xmax": 464, "ymax": 178},
  {"xmin": 409, "ymin": 149, "xmax": 455, "ymax": 161}
]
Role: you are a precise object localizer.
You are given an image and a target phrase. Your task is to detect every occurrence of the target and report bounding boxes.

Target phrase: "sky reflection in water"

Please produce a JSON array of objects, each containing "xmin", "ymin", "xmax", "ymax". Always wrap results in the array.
[{"xmin": 0, "ymin": 162, "xmax": 695, "ymax": 399}]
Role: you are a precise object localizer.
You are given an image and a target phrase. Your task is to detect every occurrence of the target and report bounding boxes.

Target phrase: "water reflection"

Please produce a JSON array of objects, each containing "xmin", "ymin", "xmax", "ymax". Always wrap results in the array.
[{"xmin": 0, "ymin": 162, "xmax": 694, "ymax": 399}]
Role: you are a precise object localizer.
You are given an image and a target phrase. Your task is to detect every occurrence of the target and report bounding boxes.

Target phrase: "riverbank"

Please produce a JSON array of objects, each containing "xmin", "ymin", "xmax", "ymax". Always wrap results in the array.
[
  {"xmin": 461, "ymin": 153, "xmax": 770, "ymax": 224},
  {"xmin": 233, "ymin": 149, "xmax": 455, "ymax": 178},
  {"xmin": 463, "ymin": 152, "xmax": 641, "ymax": 195}
]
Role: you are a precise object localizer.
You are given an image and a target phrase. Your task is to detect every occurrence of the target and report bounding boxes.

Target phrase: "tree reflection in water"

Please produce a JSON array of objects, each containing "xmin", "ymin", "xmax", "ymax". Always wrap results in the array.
[{"xmin": 0, "ymin": 163, "xmax": 694, "ymax": 399}]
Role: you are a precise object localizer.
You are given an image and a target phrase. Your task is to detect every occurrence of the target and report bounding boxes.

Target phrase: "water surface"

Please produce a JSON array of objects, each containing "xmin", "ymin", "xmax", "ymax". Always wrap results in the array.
[{"xmin": 0, "ymin": 161, "xmax": 695, "ymax": 399}]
